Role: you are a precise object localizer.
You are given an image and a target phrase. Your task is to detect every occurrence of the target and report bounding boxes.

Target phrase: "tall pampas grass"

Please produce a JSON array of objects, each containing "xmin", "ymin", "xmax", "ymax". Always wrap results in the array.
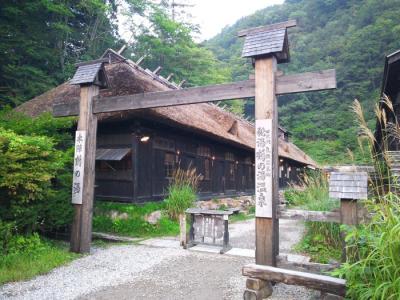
[{"xmin": 333, "ymin": 95, "xmax": 400, "ymax": 299}]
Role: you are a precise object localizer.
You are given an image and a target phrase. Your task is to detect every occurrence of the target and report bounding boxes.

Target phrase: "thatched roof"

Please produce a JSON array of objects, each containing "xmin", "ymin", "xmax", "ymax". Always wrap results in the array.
[{"xmin": 16, "ymin": 49, "xmax": 317, "ymax": 167}]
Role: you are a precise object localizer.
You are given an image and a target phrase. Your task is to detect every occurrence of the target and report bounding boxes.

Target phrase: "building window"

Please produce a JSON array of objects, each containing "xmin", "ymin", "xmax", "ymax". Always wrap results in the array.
[
  {"xmin": 197, "ymin": 146, "xmax": 211, "ymax": 157},
  {"xmin": 164, "ymin": 153, "xmax": 175, "ymax": 178},
  {"xmin": 244, "ymin": 157, "xmax": 252, "ymax": 164},
  {"xmin": 204, "ymin": 158, "xmax": 211, "ymax": 180},
  {"xmin": 96, "ymin": 157, "xmax": 132, "ymax": 171},
  {"xmin": 229, "ymin": 163, "xmax": 235, "ymax": 181},
  {"xmin": 154, "ymin": 137, "xmax": 175, "ymax": 151},
  {"xmin": 225, "ymin": 152, "xmax": 235, "ymax": 161}
]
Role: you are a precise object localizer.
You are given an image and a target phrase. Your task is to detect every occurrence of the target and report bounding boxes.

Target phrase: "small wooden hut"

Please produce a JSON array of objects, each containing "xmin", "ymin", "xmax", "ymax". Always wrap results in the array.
[{"xmin": 16, "ymin": 49, "xmax": 317, "ymax": 203}]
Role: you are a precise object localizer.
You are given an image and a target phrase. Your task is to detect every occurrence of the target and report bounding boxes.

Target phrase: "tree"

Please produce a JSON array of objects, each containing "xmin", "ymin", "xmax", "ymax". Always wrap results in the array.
[{"xmin": 129, "ymin": 9, "xmax": 231, "ymax": 88}]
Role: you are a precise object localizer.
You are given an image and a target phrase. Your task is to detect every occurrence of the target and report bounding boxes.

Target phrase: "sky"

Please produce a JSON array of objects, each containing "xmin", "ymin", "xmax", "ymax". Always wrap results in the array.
[
  {"xmin": 188, "ymin": 0, "xmax": 284, "ymax": 41},
  {"xmin": 118, "ymin": 0, "xmax": 284, "ymax": 43}
]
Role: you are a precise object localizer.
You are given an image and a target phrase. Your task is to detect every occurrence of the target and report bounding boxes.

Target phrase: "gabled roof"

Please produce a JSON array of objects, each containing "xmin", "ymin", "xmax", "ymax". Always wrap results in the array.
[
  {"xmin": 242, "ymin": 29, "xmax": 286, "ymax": 58},
  {"xmin": 16, "ymin": 49, "xmax": 317, "ymax": 168},
  {"xmin": 240, "ymin": 20, "xmax": 296, "ymax": 63},
  {"xmin": 70, "ymin": 63, "xmax": 103, "ymax": 85}
]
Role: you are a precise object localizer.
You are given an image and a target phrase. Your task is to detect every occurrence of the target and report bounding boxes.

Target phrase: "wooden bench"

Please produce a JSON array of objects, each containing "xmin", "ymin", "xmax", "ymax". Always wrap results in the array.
[
  {"xmin": 185, "ymin": 208, "xmax": 236, "ymax": 253},
  {"xmin": 242, "ymin": 263, "xmax": 346, "ymax": 299}
]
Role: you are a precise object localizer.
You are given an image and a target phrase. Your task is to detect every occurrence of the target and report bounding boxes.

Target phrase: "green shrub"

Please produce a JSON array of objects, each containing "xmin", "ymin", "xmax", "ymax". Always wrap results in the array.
[
  {"xmin": 92, "ymin": 201, "xmax": 179, "ymax": 237},
  {"xmin": 0, "ymin": 234, "xmax": 78, "ymax": 284},
  {"xmin": 0, "ymin": 111, "xmax": 74, "ymax": 236},
  {"xmin": 333, "ymin": 195, "xmax": 400, "ymax": 299},
  {"xmin": 0, "ymin": 221, "xmax": 15, "ymax": 254},
  {"xmin": 165, "ymin": 184, "xmax": 196, "ymax": 220},
  {"xmin": 291, "ymin": 172, "xmax": 341, "ymax": 263},
  {"xmin": 331, "ymin": 99, "xmax": 400, "ymax": 299}
]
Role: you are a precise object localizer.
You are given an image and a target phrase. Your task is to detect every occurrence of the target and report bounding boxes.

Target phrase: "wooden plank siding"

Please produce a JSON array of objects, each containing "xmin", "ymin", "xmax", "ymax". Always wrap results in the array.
[{"xmin": 93, "ymin": 118, "xmax": 308, "ymax": 203}]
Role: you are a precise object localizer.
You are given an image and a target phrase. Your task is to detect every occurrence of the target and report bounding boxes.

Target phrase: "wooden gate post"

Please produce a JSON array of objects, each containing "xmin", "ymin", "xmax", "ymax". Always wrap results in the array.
[
  {"xmin": 69, "ymin": 59, "xmax": 108, "ymax": 253},
  {"xmin": 329, "ymin": 171, "xmax": 368, "ymax": 262},
  {"xmin": 254, "ymin": 56, "xmax": 279, "ymax": 266},
  {"xmin": 70, "ymin": 84, "xmax": 99, "ymax": 253}
]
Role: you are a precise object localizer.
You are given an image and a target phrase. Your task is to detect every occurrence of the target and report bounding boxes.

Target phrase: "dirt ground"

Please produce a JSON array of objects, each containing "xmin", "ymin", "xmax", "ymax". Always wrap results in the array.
[
  {"xmin": 80, "ymin": 219, "xmax": 317, "ymax": 300},
  {"xmin": 1, "ymin": 218, "xmax": 318, "ymax": 300}
]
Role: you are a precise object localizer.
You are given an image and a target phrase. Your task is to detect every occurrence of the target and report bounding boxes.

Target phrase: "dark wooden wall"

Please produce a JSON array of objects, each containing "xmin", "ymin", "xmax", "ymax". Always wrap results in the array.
[{"xmin": 94, "ymin": 118, "xmax": 306, "ymax": 203}]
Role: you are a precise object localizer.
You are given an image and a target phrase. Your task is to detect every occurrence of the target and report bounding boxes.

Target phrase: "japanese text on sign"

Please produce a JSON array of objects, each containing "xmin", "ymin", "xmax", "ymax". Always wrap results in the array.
[
  {"xmin": 72, "ymin": 131, "xmax": 86, "ymax": 204},
  {"xmin": 255, "ymin": 119, "xmax": 273, "ymax": 217}
]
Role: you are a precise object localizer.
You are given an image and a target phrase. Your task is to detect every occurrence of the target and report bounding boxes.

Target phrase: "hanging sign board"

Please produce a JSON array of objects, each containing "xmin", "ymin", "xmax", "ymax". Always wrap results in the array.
[
  {"xmin": 255, "ymin": 119, "xmax": 273, "ymax": 218},
  {"xmin": 71, "ymin": 130, "xmax": 86, "ymax": 204}
]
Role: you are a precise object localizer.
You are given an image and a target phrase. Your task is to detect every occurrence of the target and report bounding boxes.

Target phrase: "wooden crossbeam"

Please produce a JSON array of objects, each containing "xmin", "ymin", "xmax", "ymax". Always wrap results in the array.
[
  {"xmin": 277, "ymin": 209, "xmax": 341, "ymax": 223},
  {"xmin": 53, "ymin": 69, "xmax": 336, "ymax": 117},
  {"xmin": 242, "ymin": 264, "xmax": 346, "ymax": 296}
]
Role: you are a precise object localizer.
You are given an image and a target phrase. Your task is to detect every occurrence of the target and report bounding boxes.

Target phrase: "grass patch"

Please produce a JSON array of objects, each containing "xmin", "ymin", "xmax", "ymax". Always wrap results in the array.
[
  {"xmin": 285, "ymin": 172, "xmax": 342, "ymax": 263},
  {"xmin": 0, "ymin": 235, "xmax": 79, "ymax": 284},
  {"xmin": 93, "ymin": 201, "xmax": 179, "ymax": 238},
  {"xmin": 230, "ymin": 212, "xmax": 254, "ymax": 223}
]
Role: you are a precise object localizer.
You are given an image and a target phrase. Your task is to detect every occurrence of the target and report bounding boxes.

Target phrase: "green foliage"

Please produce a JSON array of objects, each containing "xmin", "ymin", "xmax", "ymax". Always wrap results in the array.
[
  {"xmin": 287, "ymin": 172, "xmax": 342, "ymax": 263},
  {"xmin": 130, "ymin": 8, "xmax": 231, "ymax": 88},
  {"xmin": 0, "ymin": 0, "xmax": 147, "ymax": 107},
  {"xmin": 206, "ymin": 0, "xmax": 400, "ymax": 164},
  {"xmin": 334, "ymin": 195, "xmax": 400, "ymax": 299},
  {"xmin": 0, "ymin": 111, "xmax": 74, "ymax": 234},
  {"xmin": 93, "ymin": 201, "xmax": 179, "ymax": 237},
  {"xmin": 0, "ymin": 234, "xmax": 78, "ymax": 284},
  {"xmin": 165, "ymin": 185, "xmax": 196, "ymax": 220},
  {"xmin": 332, "ymin": 98, "xmax": 400, "ymax": 299}
]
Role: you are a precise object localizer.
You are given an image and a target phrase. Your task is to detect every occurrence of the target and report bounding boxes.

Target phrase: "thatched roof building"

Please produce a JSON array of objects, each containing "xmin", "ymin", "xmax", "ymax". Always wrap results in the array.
[
  {"xmin": 17, "ymin": 49, "xmax": 316, "ymax": 167},
  {"xmin": 17, "ymin": 49, "xmax": 317, "ymax": 202}
]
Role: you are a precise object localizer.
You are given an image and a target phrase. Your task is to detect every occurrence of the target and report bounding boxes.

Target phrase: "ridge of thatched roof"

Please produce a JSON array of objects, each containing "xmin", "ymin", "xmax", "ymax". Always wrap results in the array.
[{"xmin": 16, "ymin": 49, "xmax": 317, "ymax": 168}]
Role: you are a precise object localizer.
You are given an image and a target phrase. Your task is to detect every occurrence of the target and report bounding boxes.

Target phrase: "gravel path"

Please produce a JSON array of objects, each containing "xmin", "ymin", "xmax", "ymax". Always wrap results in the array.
[
  {"xmin": 0, "ymin": 245, "xmax": 188, "ymax": 300},
  {"xmin": 0, "ymin": 218, "xmax": 317, "ymax": 300},
  {"xmin": 229, "ymin": 218, "xmax": 305, "ymax": 252}
]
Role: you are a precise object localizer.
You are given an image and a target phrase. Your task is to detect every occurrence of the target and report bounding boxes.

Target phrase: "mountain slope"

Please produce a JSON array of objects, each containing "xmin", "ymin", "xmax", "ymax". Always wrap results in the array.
[{"xmin": 205, "ymin": 0, "xmax": 400, "ymax": 164}]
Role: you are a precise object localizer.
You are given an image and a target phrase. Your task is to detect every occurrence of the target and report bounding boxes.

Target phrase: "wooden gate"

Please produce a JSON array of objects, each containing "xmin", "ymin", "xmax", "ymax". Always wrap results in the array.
[{"xmin": 53, "ymin": 19, "xmax": 336, "ymax": 273}]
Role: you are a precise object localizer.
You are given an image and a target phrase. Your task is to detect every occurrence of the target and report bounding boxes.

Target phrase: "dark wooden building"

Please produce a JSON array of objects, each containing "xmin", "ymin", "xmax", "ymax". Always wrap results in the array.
[
  {"xmin": 17, "ymin": 49, "xmax": 317, "ymax": 203},
  {"xmin": 374, "ymin": 49, "xmax": 400, "ymax": 178}
]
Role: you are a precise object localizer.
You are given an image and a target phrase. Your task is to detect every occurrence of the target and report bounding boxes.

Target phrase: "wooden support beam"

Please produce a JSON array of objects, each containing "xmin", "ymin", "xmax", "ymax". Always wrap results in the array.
[
  {"xmin": 238, "ymin": 20, "xmax": 297, "ymax": 37},
  {"xmin": 276, "ymin": 69, "xmax": 336, "ymax": 95},
  {"xmin": 254, "ymin": 56, "xmax": 279, "ymax": 267},
  {"xmin": 54, "ymin": 69, "xmax": 336, "ymax": 117},
  {"xmin": 276, "ymin": 254, "xmax": 339, "ymax": 274},
  {"xmin": 278, "ymin": 209, "xmax": 341, "ymax": 223},
  {"xmin": 93, "ymin": 80, "xmax": 255, "ymax": 114},
  {"xmin": 178, "ymin": 79, "xmax": 186, "ymax": 88},
  {"xmin": 135, "ymin": 55, "xmax": 146, "ymax": 65},
  {"xmin": 166, "ymin": 73, "xmax": 174, "ymax": 81},
  {"xmin": 242, "ymin": 264, "xmax": 346, "ymax": 296},
  {"xmin": 70, "ymin": 85, "xmax": 99, "ymax": 253},
  {"xmin": 153, "ymin": 66, "xmax": 162, "ymax": 75}
]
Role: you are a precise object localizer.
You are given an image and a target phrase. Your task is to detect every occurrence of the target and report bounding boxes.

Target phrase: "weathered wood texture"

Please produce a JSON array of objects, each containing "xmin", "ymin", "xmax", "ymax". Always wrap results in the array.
[
  {"xmin": 255, "ymin": 56, "xmax": 279, "ymax": 266},
  {"xmin": 329, "ymin": 171, "xmax": 368, "ymax": 200},
  {"xmin": 242, "ymin": 264, "xmax": 346, "ymax": 296},
  {"xmin": 277, "ymin": 254, "xmax": 339, "ymax": 274},
  {"xmin": 340, "ymin": 199, "xmax": 358, "ymax": 226},
  {"xmin": 70, "ymin": 85, "xmax": 99, "ymax": 254},
  {"xmin": 52, "ymin": 70, "xmax": 336, "ymax": 117},
  {"xmin": 238, "ymin": 19, "xmax": 297, "ymax": 37},
  {"xmin": 278, "ymin": 209, "xmax": 341, "ymax": 223}
]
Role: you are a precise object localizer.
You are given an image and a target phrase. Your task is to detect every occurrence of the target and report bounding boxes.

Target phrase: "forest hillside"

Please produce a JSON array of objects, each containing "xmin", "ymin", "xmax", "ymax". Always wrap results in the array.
[{"xmin": 205, "ymin": 0, "xmax": 400, "ymax": 163}]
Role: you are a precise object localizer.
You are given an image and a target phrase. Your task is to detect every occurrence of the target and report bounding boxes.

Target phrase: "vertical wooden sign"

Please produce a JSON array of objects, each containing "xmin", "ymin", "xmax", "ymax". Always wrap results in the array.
[
  {"xmin": 72, "ymin": 130, "xmax": 86, "ymax": 204},
  {"xmin": 255, "ymin": 119, "xmax": 273, "ymax": 218},
  {"xmin": 70, "ymin": 85, "xmax": 99, "ymax": 254}
]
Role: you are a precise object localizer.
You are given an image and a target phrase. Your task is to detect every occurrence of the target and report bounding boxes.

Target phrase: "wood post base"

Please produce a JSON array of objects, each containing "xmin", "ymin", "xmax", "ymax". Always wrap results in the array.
[{"xmin": 243, "ymin": 278, "xmax": 273, "ymax": 300}]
